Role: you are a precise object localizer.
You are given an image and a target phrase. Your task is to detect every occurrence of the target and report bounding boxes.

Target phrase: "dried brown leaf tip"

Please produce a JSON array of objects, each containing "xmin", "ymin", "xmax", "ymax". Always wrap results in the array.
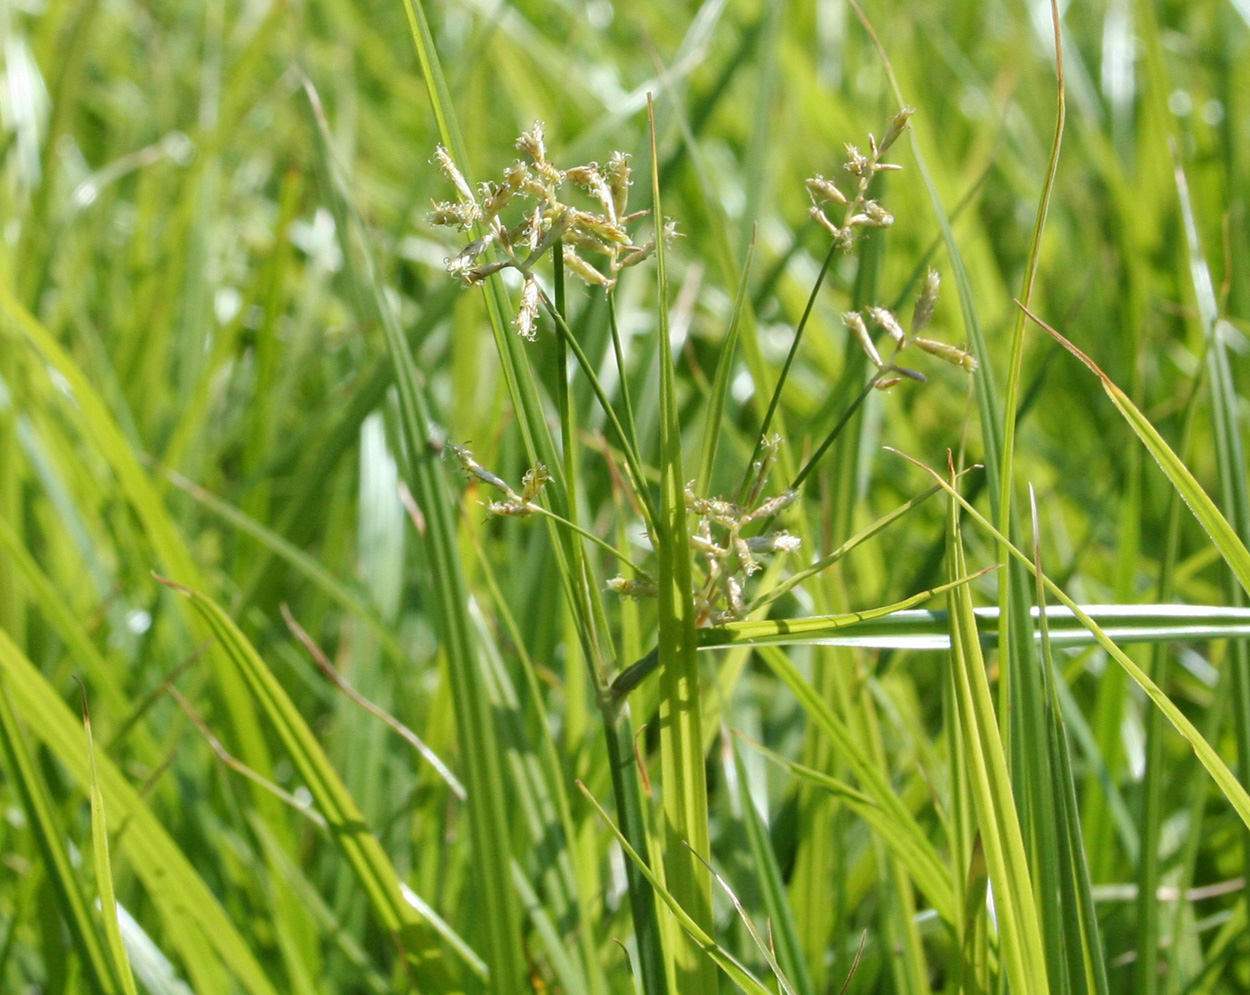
[
  {"xmin": 840, "ymin": 269, "xmax": 978, "ymax": 389},
  {"xmin": 806, "ymin": 107, "xmax": 913, "ymax": 251},
  {"xmin": 430, "ymin": 125, "xmax": 676, "ymax": 338}
]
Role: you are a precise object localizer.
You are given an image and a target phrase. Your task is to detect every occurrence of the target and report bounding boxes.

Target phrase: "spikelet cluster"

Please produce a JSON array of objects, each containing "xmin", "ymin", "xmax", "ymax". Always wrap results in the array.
[
  {"xmin": 806, "ymin": 107, "xmax": 913, "ymax": 251},
  {"xmin": 606, "ymin": 437, "xmax": 801, "ymax": 623},
  {"xmin": 445, "ymin": 442, "xmax": 550, "ymax": 517},
  {"xmin": 430, "ymin": 124, "xmax": 675, "ymax": 340},
  {"xmin": 688, "ymin": 435, "xmax": 800, "ymax": 624},
  {"xmin": 842, "ymin": 269, "xmax": 978, "ymax": 389},
  {"xmin": 805, "ymin": 110, "xmax": 976, "ymax": 386}
]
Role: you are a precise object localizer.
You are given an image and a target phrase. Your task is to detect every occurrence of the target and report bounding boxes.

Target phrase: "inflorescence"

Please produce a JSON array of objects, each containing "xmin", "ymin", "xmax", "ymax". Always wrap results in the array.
[
  {"xmin": 446, "ymin": 442, "xmax": 550, "ymax": 518},
  {"xmin": 608, "ymin": 435, "xmax": 802, "ymax": 625},
  {"xmin": 429, "ymin": 123, "xmax": 675, "ymax": 339},
  {"xmin": 433, "ymin": 115, "xmax": 971, "ymax": 632},
  {"xmin": 807, "ymin": 108, "xmax": 977, "ymax": 387}
]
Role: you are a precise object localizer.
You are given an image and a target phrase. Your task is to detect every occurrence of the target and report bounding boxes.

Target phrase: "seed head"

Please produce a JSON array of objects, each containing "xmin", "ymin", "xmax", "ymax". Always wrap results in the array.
[
  {"xmin": 515, "ymin": 277, "xmax": 540, "ymax": 341},
  {"xmin": 741, "ymin": 490, "xmax": 798, "ymax": 524},
  {"xmin": 446, "ymin": 443, "xmax": 515, "ymax": 496},
  {"xmin": 433, "ymin": 145, "xmax": 475, "ymax": 204},
  {"xmin": 516, "ymin": 123, "xmax": 547, "ymax": 166},
  {"xmin": 843, "ymin": 311, "xmax": 883, "ymax": 369},
  {"xmin": 913, "ymin": 337, "xmax": 978, "ymax": 372},
  {"xmin": 486, "ymin": 499, "xmax": 538, "ymax": 518},
  {"xmin": 852, "ymin": 200, "xmax": 894, "ymax": 228},
  {"xmin": 606, "ymin": 151, "xmax": 632, "ymax": 217},
  {"xmin": 868, "ymin": 306, "xmax": 906, "ymax": 346},
  {"xmin": 521, "ymin": 463, "xmax": 551, "ymax": 503},
  {"xmin": 607, "ymin": 575, "xmax": 657, "ymax": 599},
  {"xmin": 744, "ymin": 531, "xmax": 802, "ymax": 554},
  {"xmin": 806, "ymin": 175, "xmax": 847, "ymax": 206},
  {"xmin": 877, "ymin": 106, "xmax": 915, "ymax": 156},
  {"xmin": 843, "ymin": 144, "xmax": 872, "ymax": 177},
  {"xmin": 562, "ymin": 245, "xmax": 614, "ymax": 289},
  {"xmin": 911, "ymin": 269, "xmax": 941, "ymax": 334}
]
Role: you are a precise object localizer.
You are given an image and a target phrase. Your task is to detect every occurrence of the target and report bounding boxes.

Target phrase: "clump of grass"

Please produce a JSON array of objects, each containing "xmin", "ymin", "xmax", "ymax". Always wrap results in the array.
[{"xmin": 7, "ymin": 4, "xmax": 1250, "ymax": 995}]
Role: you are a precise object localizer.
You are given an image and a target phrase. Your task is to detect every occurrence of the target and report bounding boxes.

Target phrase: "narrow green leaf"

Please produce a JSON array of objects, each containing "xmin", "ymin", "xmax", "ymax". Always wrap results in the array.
[
  {"xmin": 697, "ymin": 232, "xmax": 755, "ymax": 495},
  {"xmin": 1028, "ymin": 489, "xmax": 1110, "ymax": 995},
  {"xmin": 741, "ymin": 724, "xmax": 955, "ymax": 932},
  {"xmin": 753, "ymin": 644, "xmax": 957, "ymax": 927},
  {"xmin": 0, "ymin": 682, "xmax": 121, "ymax": 995},
  {"xmin": 944, "ymin": 471, "xmax": 1051, "ymax": 994},
  {"xmin": 1022, "ymin": 306, "xmax": 1250, "ymax": 599},
  {"xmin": 0, "ymin": 630, "xmax": 280, "ymax": 995},
  {"xmin": 82, "ymin": 689, "xmax": 140, "ymax": 995},
  {"xmin": 579, "ymin": 782, "xmax": 776, "ymax": 995},
  {"xmin": 902, "ymin": 453, "xmax": 1250, "ymax": 831},
  {"xmin": 700, "ymin": 572, "xmax": 995, "ymax": 649},
  {"xmin": 158, "ymin": 578, "xmax": 462, "ymax": 990},
  {"xmin": 302, "ymin": 76, "xmax": 525, "ymax": 995},
  {"xmin": 730, "ymin": 737, "xmax": 815, "ymax": 995},
  {"xmin": 703, "ymin": 604, "xmax": 1250, "ymax": 652},
  {"xmin": 649, "ymin": 93, "xmax": 716, "ymax": 995}
]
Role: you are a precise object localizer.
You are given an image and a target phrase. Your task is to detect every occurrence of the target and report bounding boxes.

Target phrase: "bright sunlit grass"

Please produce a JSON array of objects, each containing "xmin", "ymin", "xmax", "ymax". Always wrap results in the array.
[{"xmin": 2, "ymin": 2, "xmax": 1249, "ymax": 994}]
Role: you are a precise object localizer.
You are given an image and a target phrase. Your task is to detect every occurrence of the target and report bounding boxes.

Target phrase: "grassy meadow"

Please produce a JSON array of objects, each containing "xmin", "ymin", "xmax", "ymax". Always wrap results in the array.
[{"xmin": 3, "ymin": 0, "xmax": 1250, "ymax": 992}]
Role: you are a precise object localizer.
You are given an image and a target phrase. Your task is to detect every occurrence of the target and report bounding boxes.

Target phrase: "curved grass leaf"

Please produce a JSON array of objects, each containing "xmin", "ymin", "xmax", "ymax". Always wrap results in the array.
[
  {"xmin": 0, "ymin": 682, "xmax": 121, "ymax": 995},
  {"xmin": 579, "ymin": 782, "xmax": 777, "ymax": 995},
  {"xmin": 158, "ymin": 577, "xmax": 464, "ymax": 990},
  {"xmin": 649, "ymin": 93, "xmax": 716, "ymax": 995},
  {"xmin": 945, "ymin": 476, "xmax": 1050, "ymax": 994},
  {"xmin": 752, "ymin": 644, "xmax": 956, "ymax": 927},
  {"xmin": 1029, "ymin": 491, "xmax": 1110, "ymax": 995},
  {"xmin": 0, "ymin": 629, "xmax": 279, "ymax": 995},
  {"xmin": 729, "ymin": 737, "xmax": 815, "ymax": 995},
  {"xmin": 703, "ymin": 604, "xmax": 1250, "ymax": 652},
  {"xmin": 1021, "ymin": 305, "xmax": 1250, "ymax": 599},
  {"xmin": 740, "ymin": 726, "xmax": 954, "ymax": 933},
  {"xmin": 83, "ymin": 690, "xmax": 140, "ymax": 995},
  {"xmin": 302, "ymin": 74, "xmax": 526, "ymax": 995},
  {"xmin": 900, "ymin": 453, "xmax": 1250, "ymax": 831}
]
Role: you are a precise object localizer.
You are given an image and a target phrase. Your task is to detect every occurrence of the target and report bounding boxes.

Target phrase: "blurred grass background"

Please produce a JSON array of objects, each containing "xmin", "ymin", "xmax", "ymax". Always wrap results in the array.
[{"xmin": 1, "ymin": 0, "xmax": 1249, "ymax": 992}]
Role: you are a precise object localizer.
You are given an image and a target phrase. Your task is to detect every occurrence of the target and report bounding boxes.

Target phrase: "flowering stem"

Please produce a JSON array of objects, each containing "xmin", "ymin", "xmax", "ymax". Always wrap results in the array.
[
  {"xmin": 789, "ymin": 374, "xmax": 879, "ymax": 491},
  {"xmin": 523, "ymin": 504, "xmax": 652, "ymax": 580},
  {"xmin": 745, "ymin": 238, "xmax": 840, "ymax": 501},
  {"xmin": 537, "ymin": 289, "xmax": 656, "ymax": 534},
  {"xmin": 551, "ymin": 239, "xmax": 579, "ymax": 528},
  {"xmin": 607, "ymin": 293, "xmax": 642, "ymax": 466}
]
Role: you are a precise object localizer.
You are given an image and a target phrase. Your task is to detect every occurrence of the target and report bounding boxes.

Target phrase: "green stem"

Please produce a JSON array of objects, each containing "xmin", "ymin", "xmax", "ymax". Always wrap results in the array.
[
  {"xmin": 744, "ymin": 238, "xmax": 839, "ymax": 500},
  {"xmin": 538, "ymin": 290, "xmax": 655, "ymax": 535}
]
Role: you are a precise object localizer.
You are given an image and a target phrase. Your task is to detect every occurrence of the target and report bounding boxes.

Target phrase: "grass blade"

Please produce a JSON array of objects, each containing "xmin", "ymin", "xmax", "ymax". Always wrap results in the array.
[
  {"xmin": 648, "ymin": 93, "xmax": 716, "ymax": 995},
  {"xmin": 1021, "ymin": 305, "xmax": 1250, "ymax": 598},
  {"xmin": 740, "ymin": 720, "xmax": 954, "ymax": 930},
  {"xmin": 302, "ymin": 76, "xmax": 526, "ymax": 995},
  {"xmin": 0, "ymin": 628, "xmax": 280, "ymax": 995},
  {"xmin": 702, "ymin": 603, "xmax": 1250, "ymax": 652},
  {"xmin": 81, "ymin": 687, "xmax": 140, "ymax": 995},
  {"xmin": 579, "ymin": 782, "xmax": 777, "ymax": 995},
  {"xmin": 158, "ymin": 577, "xmax": 462, "ymax": 989},
  {"xmin": 1028, "ymin": 489, "xmax": 1110, "ymax": 995},
  {"xmin": 729, "ymin": 736, "xmax": 815, "ymax": 995},
  {"xmin": 943, "ymin": 466, "xmax": 1050, "ymax": 994},
  {"xmin": 0, "ymin": 682, "xmax": 120, "ymax": 995},
  {"xmin": 902, "ymin": 452, "xmax": 1250, "ymax": 831},
  {"xmin": 751, "ymin": 644, "xmax": 956, "ymax": 926},
  {"xmin": 696, "ymin": 232, "xmax": 755, "ymax": 495}
]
